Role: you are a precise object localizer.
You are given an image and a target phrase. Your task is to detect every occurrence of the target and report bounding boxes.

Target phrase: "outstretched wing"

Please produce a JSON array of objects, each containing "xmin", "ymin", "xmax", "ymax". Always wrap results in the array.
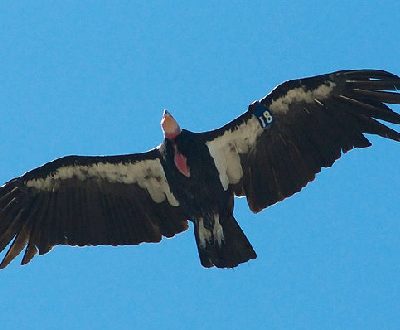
[
  {"xmin": 202, "ymin": 70, "xmax": 400, "ymax": 212},
  {"xmin": 0, "ymin": 149, "xmax": 188, "ymax": 268}
]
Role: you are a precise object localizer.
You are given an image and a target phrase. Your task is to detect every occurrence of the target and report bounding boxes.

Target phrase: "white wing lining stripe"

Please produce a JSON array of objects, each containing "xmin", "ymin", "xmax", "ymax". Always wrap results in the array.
[
  {"xmin": 25, "ymin": 159, "xmax": 180, "ymax": 206},
  {"xmin": 270, "ymin": 81, "xmax": 336, "ymax": 113}
]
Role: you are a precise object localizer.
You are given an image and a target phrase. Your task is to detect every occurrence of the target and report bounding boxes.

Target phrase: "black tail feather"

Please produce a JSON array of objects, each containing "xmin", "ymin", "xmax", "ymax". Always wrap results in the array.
[{"xmin": 194, "ymin": 214, "xmax": 256, "ymax": 268}]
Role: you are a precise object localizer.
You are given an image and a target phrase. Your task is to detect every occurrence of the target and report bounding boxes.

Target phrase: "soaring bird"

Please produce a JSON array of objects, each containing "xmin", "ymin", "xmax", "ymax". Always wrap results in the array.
[{"xmin": 1, "ymin": 70, "xmax": 400, "ymax": 269}]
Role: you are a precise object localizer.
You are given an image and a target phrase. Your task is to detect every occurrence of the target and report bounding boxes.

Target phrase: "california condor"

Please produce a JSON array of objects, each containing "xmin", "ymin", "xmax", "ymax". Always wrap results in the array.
[{"xmin": 1, "ymin": 69, "xmax": 400, "ymax": 269}]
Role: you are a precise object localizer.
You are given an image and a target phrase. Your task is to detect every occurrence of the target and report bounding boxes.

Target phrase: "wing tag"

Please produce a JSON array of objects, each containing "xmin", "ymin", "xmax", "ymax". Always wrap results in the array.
[{"xmin": 251, "ymin": 102, "xmax": 273, "ymax": 129}]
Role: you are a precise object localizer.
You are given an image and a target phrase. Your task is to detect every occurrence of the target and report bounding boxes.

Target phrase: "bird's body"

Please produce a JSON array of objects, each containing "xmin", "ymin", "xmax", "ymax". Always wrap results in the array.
[
  {"xmin": 160, "ymin": 129, "xmax": 256, "ymax": 267},
  {"xmin": 1, "ymin": 69, "xmax": 400, "ymax": 269}
]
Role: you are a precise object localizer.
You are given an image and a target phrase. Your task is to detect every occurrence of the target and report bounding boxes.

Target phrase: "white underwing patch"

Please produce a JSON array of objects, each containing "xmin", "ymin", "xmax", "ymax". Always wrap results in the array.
[
  {"xmin": 206, "ymin": 117, "xmax": 262, "ymax": 190},
  {"xmin": 25, "ymin": 158, "xmax": 180, "ymax": 206},
  {"xmin": 270, "ymin": 81, "xmax": 336, "ymax": 113}
]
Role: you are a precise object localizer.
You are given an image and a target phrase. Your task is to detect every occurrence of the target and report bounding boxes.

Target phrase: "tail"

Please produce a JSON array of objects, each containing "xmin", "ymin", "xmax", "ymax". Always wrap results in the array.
[{"xmin": 194, "ymin": 213, "xmax": 256, "ymax": 268}]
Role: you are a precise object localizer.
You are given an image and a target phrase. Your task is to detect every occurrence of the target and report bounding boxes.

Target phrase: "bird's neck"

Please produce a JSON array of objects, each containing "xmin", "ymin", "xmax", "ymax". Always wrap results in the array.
[{"xmin": 168, "ymin": 138, "xmax": 190, "ymax": 178}]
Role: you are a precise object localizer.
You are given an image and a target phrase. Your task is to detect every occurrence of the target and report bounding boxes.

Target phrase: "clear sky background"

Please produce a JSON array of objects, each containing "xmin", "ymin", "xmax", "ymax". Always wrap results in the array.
[{"xmin": 1, "ymin": 1, "xmax": 400, "ymax": 329}]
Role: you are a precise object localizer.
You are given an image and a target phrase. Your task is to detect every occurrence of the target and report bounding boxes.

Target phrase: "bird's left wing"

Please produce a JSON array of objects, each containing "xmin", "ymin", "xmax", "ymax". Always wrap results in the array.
[
  {"xmin": 201, "ymin": 70, "xmax": 400, "ymax": 212},
  {"xmin": 0, "ymin": 149, "xmax": 188, "ymax": 268}
]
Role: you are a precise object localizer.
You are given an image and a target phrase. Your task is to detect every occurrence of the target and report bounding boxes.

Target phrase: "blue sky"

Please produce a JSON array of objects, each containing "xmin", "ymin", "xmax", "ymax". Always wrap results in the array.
[{"xmin": 1, "ymin": 1, "xmax": 400, "ymax": 329}]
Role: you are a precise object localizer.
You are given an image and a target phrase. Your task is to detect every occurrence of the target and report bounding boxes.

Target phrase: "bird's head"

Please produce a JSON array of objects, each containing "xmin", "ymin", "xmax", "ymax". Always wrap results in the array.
[{"xmin": 161, "ymin": 110, "xmax": 181, "ymax": 139}]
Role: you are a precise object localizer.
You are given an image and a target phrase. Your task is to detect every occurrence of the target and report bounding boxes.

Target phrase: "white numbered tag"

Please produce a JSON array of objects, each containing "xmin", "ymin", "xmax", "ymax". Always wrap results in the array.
[
  {"xmin": 258, "ymin": 110, "xmax": 273, "ymax": 128},
  {"xmin": 251, "ymin": 102, "xmax": 273, "ymax": 129}
]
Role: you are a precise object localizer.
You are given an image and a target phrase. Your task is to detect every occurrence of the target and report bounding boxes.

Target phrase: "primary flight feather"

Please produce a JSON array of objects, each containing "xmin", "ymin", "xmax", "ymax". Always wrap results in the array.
[{"xmin": 1, "ymin": 69, "xmax": 400, "ymax": 269}]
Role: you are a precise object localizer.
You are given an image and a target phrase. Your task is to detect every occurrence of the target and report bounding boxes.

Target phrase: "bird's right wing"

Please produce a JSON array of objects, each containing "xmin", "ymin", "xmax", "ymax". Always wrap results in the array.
[
  {"xmin": 201, "ymin": 70, "xmax": 400, "ymax": 212},
  {"xmin": 0, "ymin": 149, "xmax": 188, "ymax": 268}
]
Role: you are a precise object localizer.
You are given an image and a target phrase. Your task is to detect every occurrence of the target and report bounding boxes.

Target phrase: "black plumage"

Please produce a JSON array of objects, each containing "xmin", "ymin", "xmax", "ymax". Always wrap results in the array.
[{"xmin": 0, "ymin": 69, "xmax": 399, "ymax": 269}]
